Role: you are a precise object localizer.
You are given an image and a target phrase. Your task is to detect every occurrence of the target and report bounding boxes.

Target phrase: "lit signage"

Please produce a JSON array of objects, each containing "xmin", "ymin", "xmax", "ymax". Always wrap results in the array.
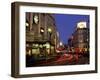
[{"xmin": 77, "ymin": 21, "xmax": 87, "ymax": 28}]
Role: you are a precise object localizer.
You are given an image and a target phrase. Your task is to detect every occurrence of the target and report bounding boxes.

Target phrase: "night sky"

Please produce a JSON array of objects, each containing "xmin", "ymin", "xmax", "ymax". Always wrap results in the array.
[{"xmin": 53, "ymin": 14, "xmax": 89, "ymax": 45}]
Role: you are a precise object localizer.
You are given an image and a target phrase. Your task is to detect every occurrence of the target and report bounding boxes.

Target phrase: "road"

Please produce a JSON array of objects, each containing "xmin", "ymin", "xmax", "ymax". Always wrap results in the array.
[{"xmin": 26, "ymin": 53, "xmax": 89, "ymax": 67}]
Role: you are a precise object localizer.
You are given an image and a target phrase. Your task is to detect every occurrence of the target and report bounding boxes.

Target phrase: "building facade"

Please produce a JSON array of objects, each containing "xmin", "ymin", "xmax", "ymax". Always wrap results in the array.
[
  {"xmin": 68, "ymin": 21, "xmax": 89, "ymax": 54},
  {"xmin": 26, "ymin": 13, "xmax": 59, "ymax": 59}
]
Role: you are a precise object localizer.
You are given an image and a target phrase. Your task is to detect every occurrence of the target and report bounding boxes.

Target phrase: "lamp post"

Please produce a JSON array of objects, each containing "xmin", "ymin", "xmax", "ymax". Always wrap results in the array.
[
  {"xmin": 45, "ymin": 42, "xmax": 50, "ymax": 61},
  {"xmin": 48, "ymin": 28, "xmax": 52, "ymax": 55},
  {"xmin": 48, "ymin": 28, "xmax": 52, "ymax": 40},
  {"xmin": 40, "ymin": 27, "xmax": 44, "ymax": 58},
  {"xmin": 26, "ymin": 21, "xmax": 29, "ymax": 31},
  {"xmin": 40, "ymin": 27, "xmax": 44, "ymax": 40}
]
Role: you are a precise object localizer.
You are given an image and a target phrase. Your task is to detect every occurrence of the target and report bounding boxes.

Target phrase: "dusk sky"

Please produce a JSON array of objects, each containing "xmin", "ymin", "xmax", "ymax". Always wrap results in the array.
[{"xmin": 53, "ymin": 14, "xmax": 89, "ymax": 44}]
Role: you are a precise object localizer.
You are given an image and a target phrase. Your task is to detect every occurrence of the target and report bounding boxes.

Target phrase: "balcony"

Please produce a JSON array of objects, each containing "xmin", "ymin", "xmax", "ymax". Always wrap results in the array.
[{"xmin": 26, "ymin": 33, "xmax": 48, "ymax": 43}]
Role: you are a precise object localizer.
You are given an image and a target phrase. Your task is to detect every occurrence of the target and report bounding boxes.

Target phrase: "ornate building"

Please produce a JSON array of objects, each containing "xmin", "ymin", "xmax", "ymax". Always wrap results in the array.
[
  {"xmin": 26, "ymin": 13, "xmax": 59, "ymax": 59},
  {"xmin": 68, "ymin": 21, "xmax": 89, "ymax": 54}
]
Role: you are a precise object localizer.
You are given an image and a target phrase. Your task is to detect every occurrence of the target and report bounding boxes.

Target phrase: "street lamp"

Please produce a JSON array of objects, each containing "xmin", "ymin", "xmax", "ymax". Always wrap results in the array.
[
  {"xmin": 47, "ymin": 28, "xmax": 52, "ymax": 41},
  {"xmin": 47, "ymin": 28, "xmax": 52, "ymax": 55},
  {"xmin": 40, "ymin": 28, "xmax": 44, "ymax": 33},
  {"xmin": 59, "ymin": 41, "xmax": 63, "ymax": 46},
  {"xmin": 25, "ymin": 22, "xmax": 29, "ymax": 27},
  {"xmin": 40, "ymin": 27, "xmax": 44, "ymax": 40},
  {"xmin": 26, "ymin": 21, "xmax": 30, "ymax": 31},
  {"xmin": 48, "ymin": 28, "xmax": 52, "ymax": 33}
]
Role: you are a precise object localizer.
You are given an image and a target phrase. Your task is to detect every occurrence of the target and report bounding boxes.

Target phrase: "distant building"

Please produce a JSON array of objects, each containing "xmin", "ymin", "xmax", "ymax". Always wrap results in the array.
[
  {"xmin": 68, "ymin": 21, "xmax": 89, "ymax": 54},
  {"xmin": 68, "ymin": 36, "xmax": 74, "ymax": 48},
  {"xmin": 26, "ymin": 13, "xmax": 59, "ymax": 58}
]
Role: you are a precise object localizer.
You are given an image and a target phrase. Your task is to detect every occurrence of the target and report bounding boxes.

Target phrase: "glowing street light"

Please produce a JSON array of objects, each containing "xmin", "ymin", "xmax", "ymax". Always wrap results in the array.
[
  {"xmin": 47, "ymin": 28, "xmax": 52, "ymax": 41},
  {"xmin": 48, "ymin": 28, "xmax": 52, "ymax": 33},
  {"xmin": 40, "ymin": 27, "xmax": 44, "ymax": 40},
  {"xmin": 25, "ymin": 22, "xmax": 29, "ymax": 27},
  {"xmin": 59, "ymin": 41, "xmax": 63, "ymax": 46},
  {"xmin": 47, "ymin": 28, "xmax": 52, "ymax": 55},
  {"xmin": 26, "ymin": 20, "xmax": 30, "ymax": 31},
  {"xmin": 40, "ymin": 28, "xmax": 44, "ymax": 33}
]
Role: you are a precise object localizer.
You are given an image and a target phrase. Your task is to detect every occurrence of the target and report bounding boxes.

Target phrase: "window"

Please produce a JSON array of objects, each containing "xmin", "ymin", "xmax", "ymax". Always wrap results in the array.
[{"xmin": 33, "ymin": 14, "xmax": 39, "ymax": 24}]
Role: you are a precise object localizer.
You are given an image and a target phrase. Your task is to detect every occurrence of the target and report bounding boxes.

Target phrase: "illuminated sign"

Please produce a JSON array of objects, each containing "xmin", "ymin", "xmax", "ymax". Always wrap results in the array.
[{"xmin": 77, "ymin": 21, "xmax": 87, "ymax": 28}]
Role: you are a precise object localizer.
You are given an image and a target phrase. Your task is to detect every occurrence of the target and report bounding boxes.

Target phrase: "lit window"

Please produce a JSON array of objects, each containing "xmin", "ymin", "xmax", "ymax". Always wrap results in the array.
[
  {"xmin": 32, "ymin": 48, "xmax": 40, "ymax": 54},
  {"xmin": 33, "ymin": 15, "xmax": 39, "ymax": 24}
]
